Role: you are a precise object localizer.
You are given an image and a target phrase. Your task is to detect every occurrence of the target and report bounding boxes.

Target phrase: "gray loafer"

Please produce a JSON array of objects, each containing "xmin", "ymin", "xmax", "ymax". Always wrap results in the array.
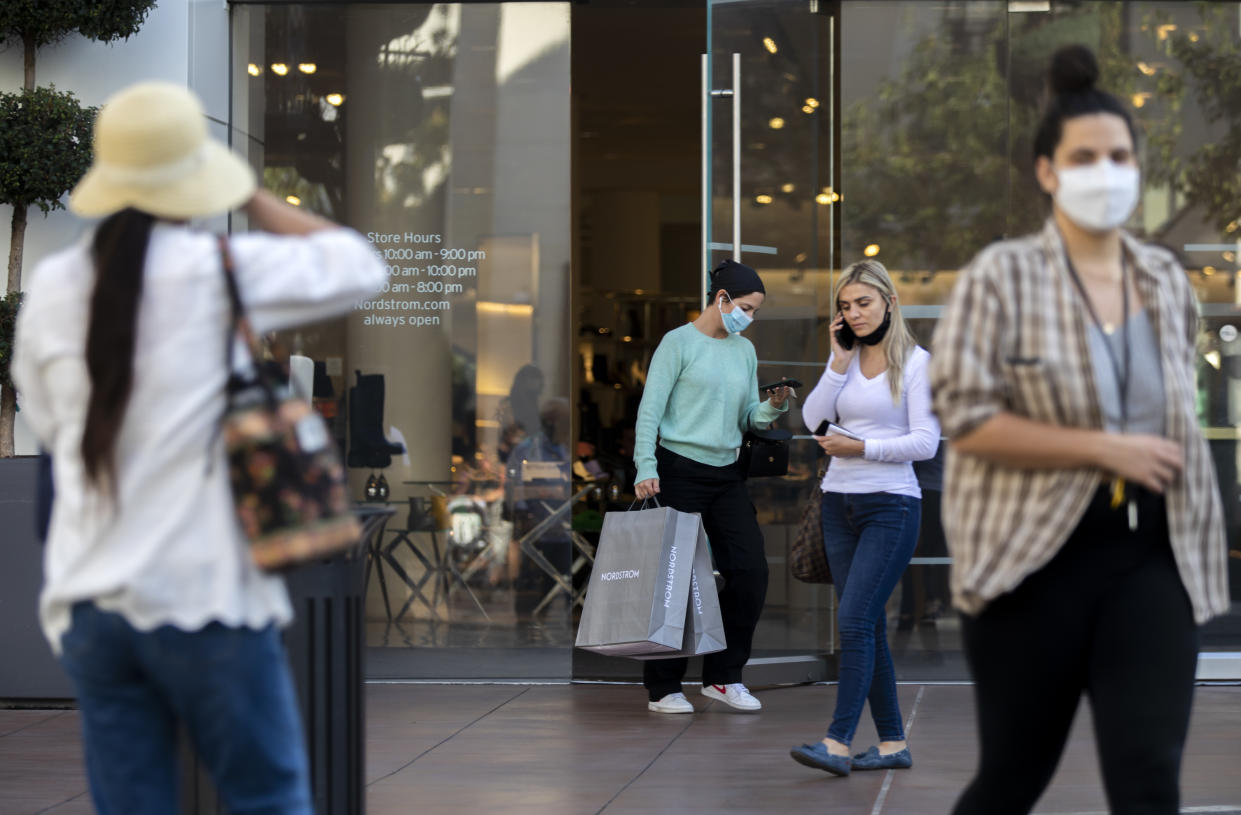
[
  {"xmin": 851, "ymin": 745, "xmax": 912, "ymax": 770},
  {"xmin": 790, "ymin": 742, "xmax": 851, "ymax": 776}
]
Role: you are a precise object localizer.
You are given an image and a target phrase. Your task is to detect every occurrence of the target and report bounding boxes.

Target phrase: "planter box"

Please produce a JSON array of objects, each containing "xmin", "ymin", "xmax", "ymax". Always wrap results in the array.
[{"xmin": 0, "ymin": 456, "xmax": 74, "ymax": 700}]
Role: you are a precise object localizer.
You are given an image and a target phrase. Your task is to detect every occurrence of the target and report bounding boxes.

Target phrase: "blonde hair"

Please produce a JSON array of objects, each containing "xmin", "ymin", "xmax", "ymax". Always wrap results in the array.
[{"xmin": 833, "ymin": 260, "xmax": 916, "ymax": 404}]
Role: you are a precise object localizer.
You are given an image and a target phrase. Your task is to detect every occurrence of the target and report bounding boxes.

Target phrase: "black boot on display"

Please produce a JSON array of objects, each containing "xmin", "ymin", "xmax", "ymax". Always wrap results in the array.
[
  {"xmin": 348, "ymin": 370, "xmax": 404, "ymax": 469},
  {"xmin": 348, "ymin": 380, "xmax": 389, "ymax": 469},
  {"xmin": 355, "ymin": 372, "xmax": 405, "ymax": 455}
]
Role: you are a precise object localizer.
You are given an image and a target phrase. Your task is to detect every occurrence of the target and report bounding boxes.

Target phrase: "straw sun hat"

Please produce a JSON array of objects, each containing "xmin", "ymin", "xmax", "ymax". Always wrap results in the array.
[{"xmin": 69, "ymin": 81, "xmax": 255, "ymax": 219}]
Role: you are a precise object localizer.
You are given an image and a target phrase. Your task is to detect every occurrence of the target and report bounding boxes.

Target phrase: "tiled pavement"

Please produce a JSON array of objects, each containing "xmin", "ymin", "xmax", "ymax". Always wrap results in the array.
[{"xmin": 2, "ymin": 683, "xmax": 1239, "ymax": 814}]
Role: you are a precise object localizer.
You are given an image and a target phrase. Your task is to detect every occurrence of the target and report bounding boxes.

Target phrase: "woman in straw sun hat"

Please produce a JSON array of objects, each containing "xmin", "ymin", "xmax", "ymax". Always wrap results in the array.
[{"xmin": 12, "ymin": 81, "xmax": 385, "ymax": 815}]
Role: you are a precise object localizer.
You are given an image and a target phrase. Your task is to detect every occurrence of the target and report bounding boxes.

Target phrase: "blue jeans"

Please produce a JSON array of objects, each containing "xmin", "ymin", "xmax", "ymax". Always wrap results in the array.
[
  {"xmin": 821, "ymin": 491, "xmax": 920, "ymax": 745},
  {"xmin": 58, "ymin": 602, "xmax": 313, "ymax": 815}
]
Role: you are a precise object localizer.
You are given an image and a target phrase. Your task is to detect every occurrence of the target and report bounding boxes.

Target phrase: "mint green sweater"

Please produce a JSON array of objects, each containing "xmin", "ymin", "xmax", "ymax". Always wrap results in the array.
[{"xmin": 634, "ymin": 323, "xmax": 786, "ymax": 483}]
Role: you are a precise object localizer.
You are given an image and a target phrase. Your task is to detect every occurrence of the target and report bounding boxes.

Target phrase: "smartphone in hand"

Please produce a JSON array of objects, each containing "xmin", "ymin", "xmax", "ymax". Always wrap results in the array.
[
  {"xmin": 759, "ymin": 377, "xmax": 803, "ymax": 392},
  {"xmin": 814, "ymin": 419, "xmax": 862, "ymax": 440},
  {"xmin": 835, "ymin": 320, "xmax": 857, "ymax": 351}
]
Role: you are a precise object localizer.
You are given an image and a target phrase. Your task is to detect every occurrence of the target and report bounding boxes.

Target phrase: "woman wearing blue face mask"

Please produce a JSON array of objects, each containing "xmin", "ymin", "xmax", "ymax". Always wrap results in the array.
[
  {"xmin": 633, "ymin": 259, "xmax": 790, "ymax": 714},
  {"xmin": 931, "ymin": 46, "xmax": 1227, "ymax": 814}
]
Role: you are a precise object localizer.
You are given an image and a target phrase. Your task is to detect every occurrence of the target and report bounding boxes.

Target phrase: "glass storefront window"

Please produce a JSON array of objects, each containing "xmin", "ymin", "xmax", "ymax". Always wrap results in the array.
[
  {"xmin": 232, "ymin": 2, "xmax": 573, "ymax": 679},
  {"xmin": 226, "ymin": 0, "xmax": 1239, "ymax": 682}
]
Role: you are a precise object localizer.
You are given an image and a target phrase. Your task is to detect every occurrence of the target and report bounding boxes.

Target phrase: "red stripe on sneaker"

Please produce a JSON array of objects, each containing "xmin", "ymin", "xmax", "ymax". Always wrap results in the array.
[{"xmin": 712, "ymin": 685, "xmax": 726, "ymax": 694}]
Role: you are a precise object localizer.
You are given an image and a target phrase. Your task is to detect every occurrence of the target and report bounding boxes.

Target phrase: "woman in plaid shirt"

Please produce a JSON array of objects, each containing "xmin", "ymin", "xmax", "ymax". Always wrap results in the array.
[{"xmin": 931, "ymin": 46, "xmax": 1228, "ymax": 814}]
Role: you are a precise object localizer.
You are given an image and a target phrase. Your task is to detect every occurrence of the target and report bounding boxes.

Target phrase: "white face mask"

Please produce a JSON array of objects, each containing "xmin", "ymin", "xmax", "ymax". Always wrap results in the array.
[{"xmin": 1053, "ymin": 159, "xmax": 1140, "ymax": 233}]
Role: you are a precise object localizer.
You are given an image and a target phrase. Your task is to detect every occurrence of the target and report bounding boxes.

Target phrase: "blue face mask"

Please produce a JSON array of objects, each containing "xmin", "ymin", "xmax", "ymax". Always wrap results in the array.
[{"xmin": 718, "ymin": 293, "xmax": 753, "ymax": 334}]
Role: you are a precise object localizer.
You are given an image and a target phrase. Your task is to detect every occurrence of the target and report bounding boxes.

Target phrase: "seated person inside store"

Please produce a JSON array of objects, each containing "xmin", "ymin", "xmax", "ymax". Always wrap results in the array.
[{"xmin": 505, "ymin": 397, "xmax": 573, "ymax": 616}]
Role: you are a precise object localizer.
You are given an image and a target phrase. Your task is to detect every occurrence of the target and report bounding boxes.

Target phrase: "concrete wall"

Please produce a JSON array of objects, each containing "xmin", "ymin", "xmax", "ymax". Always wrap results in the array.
[{"xmin": 0, "ymin": 457, "xmax": 75, "ymax": 698}]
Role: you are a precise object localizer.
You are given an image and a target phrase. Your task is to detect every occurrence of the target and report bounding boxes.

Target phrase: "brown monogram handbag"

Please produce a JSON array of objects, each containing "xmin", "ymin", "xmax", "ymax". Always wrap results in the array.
[
  {"xmin": 789, "ymin": 456, "xmax": 832, "ymax": 583},
  {"xmin": 218, "ymin": 237, "xmax": 361, "ymax": 571}
]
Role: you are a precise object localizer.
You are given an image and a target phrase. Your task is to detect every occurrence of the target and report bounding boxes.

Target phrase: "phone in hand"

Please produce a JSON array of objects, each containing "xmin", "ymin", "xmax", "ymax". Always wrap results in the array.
[
  {"xmin": 759, "ymin": 377, "xmax": 803, "ymax": 392},
  {"xmin": 814, "ymin": 419, "xmax": 862, "ymax": 440},
  {"xmin": 835, "ymin": 319, "xmax": 857, "ymax": 351}
]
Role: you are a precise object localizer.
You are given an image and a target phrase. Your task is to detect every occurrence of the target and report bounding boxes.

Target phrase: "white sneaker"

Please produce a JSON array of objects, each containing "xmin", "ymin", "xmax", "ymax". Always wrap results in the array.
[
  {"xmin": 648, "ymin": 692, "xmax": 694, "ymax": 714},
  {"xmin": 701, "ymin": 683, "xmax": 762, "ymax": 712}
]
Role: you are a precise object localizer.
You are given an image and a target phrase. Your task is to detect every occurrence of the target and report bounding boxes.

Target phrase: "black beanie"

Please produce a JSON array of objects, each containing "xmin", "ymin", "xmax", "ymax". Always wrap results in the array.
[{"xmin": 709, "ymin": 259, "xmax": 765, "ymax": 298}]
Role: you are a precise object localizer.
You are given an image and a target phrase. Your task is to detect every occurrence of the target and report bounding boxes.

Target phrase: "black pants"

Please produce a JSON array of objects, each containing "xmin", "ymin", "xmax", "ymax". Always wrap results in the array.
[
  {"xmin": 952, "ymin": 486, "xmax": 1198, "ymax": 815},
  {"xmin": 645, "ymin": 446, "xmax": 769, "ymax": 700}
]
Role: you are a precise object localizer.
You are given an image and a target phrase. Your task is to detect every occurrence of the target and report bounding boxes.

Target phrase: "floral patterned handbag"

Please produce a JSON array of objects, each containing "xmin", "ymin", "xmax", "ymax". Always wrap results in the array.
[
  {"xmin": 789, "ymin": 455, "xmax": 832, "ymax": 583},
  {"xmin": 218, "ymin": 237, "xmax": 360, "ymax": 571}
]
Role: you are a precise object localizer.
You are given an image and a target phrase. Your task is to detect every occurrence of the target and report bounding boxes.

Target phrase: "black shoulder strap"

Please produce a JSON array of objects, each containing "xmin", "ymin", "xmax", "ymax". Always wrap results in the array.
[
  {"xmin": 218, "ymin": 235, "xmax": 262, "ymax": 374},
  {"xmin": 206, "ymin": 236, "xmax": 269, "ymax": 473}
]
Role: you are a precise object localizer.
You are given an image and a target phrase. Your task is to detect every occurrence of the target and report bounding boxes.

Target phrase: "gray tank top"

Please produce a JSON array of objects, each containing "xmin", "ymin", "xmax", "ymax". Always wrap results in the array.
[{"xmin": 1087, "ymin": 308, "xmax": 1165, "ymax": 435}]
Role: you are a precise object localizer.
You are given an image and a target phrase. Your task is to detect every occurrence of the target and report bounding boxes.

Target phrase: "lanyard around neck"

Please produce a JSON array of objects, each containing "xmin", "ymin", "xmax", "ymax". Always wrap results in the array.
[{"xmin": 1063, "ymin": 253, "xmax": 1132, "ymax": 431}]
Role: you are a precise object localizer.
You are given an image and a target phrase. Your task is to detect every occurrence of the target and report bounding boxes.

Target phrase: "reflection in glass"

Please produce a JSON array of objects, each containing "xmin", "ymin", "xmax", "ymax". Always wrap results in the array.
[{"xmin": 234, "ymin": 3, "xmax": 572, "ymax": 679}]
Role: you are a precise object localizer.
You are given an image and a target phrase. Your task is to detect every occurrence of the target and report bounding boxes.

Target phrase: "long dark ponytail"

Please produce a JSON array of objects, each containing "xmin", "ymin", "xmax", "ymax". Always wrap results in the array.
[{"xmin": 81, "ymin": 207, "xmax": 155, "ymax": 490}]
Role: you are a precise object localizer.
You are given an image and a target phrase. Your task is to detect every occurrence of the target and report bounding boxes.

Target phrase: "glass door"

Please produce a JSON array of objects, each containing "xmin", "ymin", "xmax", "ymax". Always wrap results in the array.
[
  {"xmin": 705, "ymin": 0, "xmax": 988, "ymax": 683},
  {"xmin": 706, "ymin": 0, "xmax": 841, "ymax": 682}
]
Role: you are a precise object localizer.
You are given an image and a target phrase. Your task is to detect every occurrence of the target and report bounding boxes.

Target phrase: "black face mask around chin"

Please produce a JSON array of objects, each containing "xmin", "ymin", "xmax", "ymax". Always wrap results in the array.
[{"xmin": 856, "ymin": 307, "xmax": 892, "ymax": 346}]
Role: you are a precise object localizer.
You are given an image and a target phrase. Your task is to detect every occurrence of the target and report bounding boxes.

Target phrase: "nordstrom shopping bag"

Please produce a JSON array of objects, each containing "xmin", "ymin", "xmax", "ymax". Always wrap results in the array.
[
  {"xmin": 575, "ymin": 504, "xmax": 700, "ymax": 657},
  {"xmin": 634, "ymin": 519, "xmax": 726, "ymax": 660}
]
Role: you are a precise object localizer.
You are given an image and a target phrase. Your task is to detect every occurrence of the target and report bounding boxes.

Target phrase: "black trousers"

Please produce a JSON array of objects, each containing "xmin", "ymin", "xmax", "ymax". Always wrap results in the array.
[
  {"xmin": 645, "ymin": 446, "xmax": 769, "ymax": 700},
  {"xmin": 952, "ymin": 486, "xmax": 1198, "ymax": 815}
]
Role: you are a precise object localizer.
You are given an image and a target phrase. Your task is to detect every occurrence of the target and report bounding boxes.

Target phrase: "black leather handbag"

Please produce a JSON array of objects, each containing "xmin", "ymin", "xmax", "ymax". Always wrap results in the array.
[{"xmin": 739, "ymin": 427, "xmax": 792, "ymax": 478}]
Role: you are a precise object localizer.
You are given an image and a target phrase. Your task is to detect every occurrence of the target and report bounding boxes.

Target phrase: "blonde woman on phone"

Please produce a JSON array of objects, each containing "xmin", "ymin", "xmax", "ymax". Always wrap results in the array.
[{"xmin": 791, "ymin": 260, "xmax": 939, "ymax": 776}]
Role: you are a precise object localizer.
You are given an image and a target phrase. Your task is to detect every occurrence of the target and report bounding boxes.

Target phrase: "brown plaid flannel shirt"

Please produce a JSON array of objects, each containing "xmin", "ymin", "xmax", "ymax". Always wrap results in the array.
[{"xmin": 931, "ymin": 219, "xmax": 1228, "ymax": 623}]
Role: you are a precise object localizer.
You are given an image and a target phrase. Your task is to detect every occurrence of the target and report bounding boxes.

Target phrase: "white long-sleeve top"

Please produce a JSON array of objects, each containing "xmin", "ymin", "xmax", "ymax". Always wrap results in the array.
[
  {"xmin": 13, "ymin": 223, "xmax": 386, "ymax": 653},
  {"xmin": 801, "ymin": 345, "xmax": 939, "ymax": 498}
]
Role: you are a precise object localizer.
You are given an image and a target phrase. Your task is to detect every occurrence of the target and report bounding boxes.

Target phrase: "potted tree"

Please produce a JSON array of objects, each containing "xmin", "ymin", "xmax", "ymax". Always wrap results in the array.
[
  {"xmin": 0, "ymin": 0, "xmax": 154, "ymax": 701},
  {"xmin": 0, "ymin": 0, "xmax": 155, "ymax": 457}
]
